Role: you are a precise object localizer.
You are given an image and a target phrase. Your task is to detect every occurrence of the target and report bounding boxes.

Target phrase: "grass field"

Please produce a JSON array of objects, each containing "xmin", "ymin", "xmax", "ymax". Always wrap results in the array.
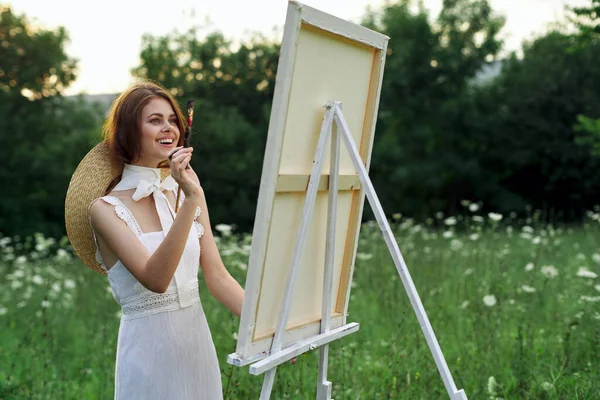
[{"xmin": 1, "ymin": 206, "xmax": 599, "ymax": 399}]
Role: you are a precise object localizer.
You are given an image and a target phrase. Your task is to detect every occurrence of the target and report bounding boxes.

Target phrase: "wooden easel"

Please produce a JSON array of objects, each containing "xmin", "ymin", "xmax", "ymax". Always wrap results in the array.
[{"xmin": 245, "ymin": 101, "xmax": 468, "ymax": 400}]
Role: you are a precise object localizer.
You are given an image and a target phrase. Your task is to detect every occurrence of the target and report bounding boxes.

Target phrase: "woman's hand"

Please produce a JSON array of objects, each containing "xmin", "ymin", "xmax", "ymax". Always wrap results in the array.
[{"xmin": 168, "ymin": 146, "xmax": 201, "ymax": 198}]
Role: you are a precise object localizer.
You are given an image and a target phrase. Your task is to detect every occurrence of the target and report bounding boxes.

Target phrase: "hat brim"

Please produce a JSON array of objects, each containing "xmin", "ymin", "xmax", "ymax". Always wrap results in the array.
[{"xmin": 65, "ymin": 140, "xmax": 170, "ymax": 273}]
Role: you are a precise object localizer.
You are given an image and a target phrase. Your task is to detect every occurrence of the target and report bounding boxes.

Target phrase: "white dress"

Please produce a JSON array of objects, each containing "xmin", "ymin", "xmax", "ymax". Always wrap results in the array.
[{"xmin": 92, "ymin": 194, "xmax": 223, "ymax": 400}]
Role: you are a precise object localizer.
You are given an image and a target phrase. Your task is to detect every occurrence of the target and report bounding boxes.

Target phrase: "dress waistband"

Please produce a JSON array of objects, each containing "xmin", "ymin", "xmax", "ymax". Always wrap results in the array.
[{"xmin": 120, "ymin": 280, "xmax": 200, "ymax": 320}]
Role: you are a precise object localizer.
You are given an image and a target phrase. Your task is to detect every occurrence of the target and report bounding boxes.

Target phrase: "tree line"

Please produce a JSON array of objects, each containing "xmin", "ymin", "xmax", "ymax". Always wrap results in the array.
[{"xmin": 1, "ymin": 0, "xmax": 599, "ymax": 239}]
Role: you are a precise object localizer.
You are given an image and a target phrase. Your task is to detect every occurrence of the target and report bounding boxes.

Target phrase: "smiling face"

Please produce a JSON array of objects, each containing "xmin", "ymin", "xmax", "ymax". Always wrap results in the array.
[{"xmin": 136, "ymin": 97, "xmax": 181, "ymax": 167}]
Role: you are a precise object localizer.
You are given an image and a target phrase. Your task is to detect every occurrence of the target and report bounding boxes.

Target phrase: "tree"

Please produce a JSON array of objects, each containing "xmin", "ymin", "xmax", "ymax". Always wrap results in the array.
[
  {"xmin": 465, "ymin": 31, "xmax": 600, "ymax": 219},
  {"xmin": 569, "ymin": 0, "xmax": 599, "ymax": 43},
  {"xmin": 568, "ymin": 0, "xmax": 600, "ymax": 160},
  {"xmin": 0, "ymin": 6, "xmax": 103, "ymax": 239},
  {"xmin": 362, "ymin": 0, "xmax": 505, "ymax": 218}
]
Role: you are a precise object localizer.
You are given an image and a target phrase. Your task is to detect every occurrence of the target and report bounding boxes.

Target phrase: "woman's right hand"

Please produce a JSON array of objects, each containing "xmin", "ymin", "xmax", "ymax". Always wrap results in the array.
[{"xmin": 168, "ymin": 146, "xmax": 201, "ymax": 199}]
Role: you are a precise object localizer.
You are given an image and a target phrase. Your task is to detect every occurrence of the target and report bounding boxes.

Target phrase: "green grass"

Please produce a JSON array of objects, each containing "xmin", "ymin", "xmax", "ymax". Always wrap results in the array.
[{"xmin": 1, "ymin": 208, "xmax": 599, "ymax": 399}]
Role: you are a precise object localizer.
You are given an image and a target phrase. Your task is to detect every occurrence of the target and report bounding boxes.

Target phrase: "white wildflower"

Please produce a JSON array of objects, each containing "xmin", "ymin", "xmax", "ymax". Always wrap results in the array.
[
  {"xmin": 488, "ymin": 212, "xmax": 503, "ymax": 222},
  {"xmin": 51, "ymin": 283, "xmax": 61, "ymax": 293},
  {"xmin": 64, "ymin": 279, "xmax": 76, "ymax": 289},
  {"xmin": 15, "ymin": 255, "xmax": 26, "ymax": 264},
  {"xmin": 232, "ymin": 332, "xmax": 238, "ymax": 340},
  {"xmin": 472, "ymin": 215, "xmax": 484, "ymax": 223},
  {"xmin": 392, "ymin": 213, "xmax": 401, "ymax": 220},
  {"xmin": 592, "ymin": 253, "xmax": 600, "ymax": 264},
  {"xmin": 532, "ymin": 236, "xmax": 541, "ymax": 245},
  {"xmin": 0, "ymin": 307, "xmax": 7, "ymax": 316},
  {"xmin": 483, "ymin": 295, "xmax": 497, "ymax": 307},
  {"xmin": 41, "ymin": 300, "xmax": 50, "ymax": 308},
  {"xmin": 56, "ymin": 249, "xmax": 70, "ymax": 260},
  {"xmin": 356, "ymin": 252, "xmax": 373, "ymax": 261},
  {"xmin": 520, "ymin": 232, "xmax": 533, "ymax": 240},
  {"xmin": 450, "ymin": 239, "xmax": 463, "ymax": 251},
  {"xmin": 444, "ymin": 217, "xmax": 457, "ymax": 226},
  {"xmin": 435, "ymin": 212, "xmax": 444, "ymax": 219},
  {"xmin": 576, "ymin": 267, "xmax": 598, "ymax": 279},
  {"xmin": 236, "ymin": 261, "xmax": 247, "ymax": 271},
  {"xmin": 541, "ymin": 382, "xmax": 554, "ymax": 391},
  {"xmin": 215, "ymin": 224, "xmax": 232, "ymax": 234},
  {"xmin": 487, "ymin": 376, "xmax": 498, "ymax": 397},
  {"xmin": 522, "ymin": 226, "xmax": 534, "ymax": 234},
  {"xmin": 460, "ymin": 200, "xmax": 471, "ymax": 207},
  {"xmin": 13, "ymin": 269, "xmax": 25, "ymax": 278},
  {"xmin": 525, "ymin": 263, "xmax": 535, "ymax": 271},
  {"xmin": 443, "ymin": 231, "xmax": 454, "ymax": 239},
  {"xmin": 464, "ymin": 268, "xmax": 474, "ymax": 276},
  {"xmin": 541, "ymin": 265, "xmax": 558, "ymax": 278},
  {"xmin": 11, "ymin": 280, "xmax": 23, "ymax": 290},
  {"xmin": 469, "ymin": 233, "xmax": 479, "ymax": 241},
  {"xmin": 469, "ymin": 203, "xmax": 479, "ymax": 212},
  {"xmin": 521, "ymin": 285, "xmax": 536, "ymax": 293},
  {"xmin": 460, "ymin": 301, "xmax": 469, "ymax": 309},
  {"xmin": 32, "ymin": 275, "xmax": 43, "ymax": 285},
  {"xmin": 594, "ymin": 284, "xmax": 600, "ymax": 292},
  {"xmin": 579, "ymin": 295, "xmax": 600, "ymax": 303}
]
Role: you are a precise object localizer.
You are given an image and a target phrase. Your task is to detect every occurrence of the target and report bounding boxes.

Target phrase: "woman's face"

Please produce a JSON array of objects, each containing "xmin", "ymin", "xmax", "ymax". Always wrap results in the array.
[{"xmin": 137, "ymin": 97, "xmax": 180, "ymax": 167}]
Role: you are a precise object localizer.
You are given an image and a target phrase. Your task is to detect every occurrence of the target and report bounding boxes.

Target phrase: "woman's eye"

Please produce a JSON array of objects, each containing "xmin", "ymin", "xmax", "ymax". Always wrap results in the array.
[
  {"xmin": 150, "ymin": 118, "xmax": 160, "ymax": 124},
  {"xmin": 169, "ymin": 118, "xmax": 177, "ymax": 124}
]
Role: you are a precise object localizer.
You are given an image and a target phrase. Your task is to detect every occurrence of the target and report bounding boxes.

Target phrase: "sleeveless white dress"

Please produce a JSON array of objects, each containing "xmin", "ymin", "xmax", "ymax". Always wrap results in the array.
[{"xmin": 91, "ymin": 194, "xmax": 223, "ymax": 400}]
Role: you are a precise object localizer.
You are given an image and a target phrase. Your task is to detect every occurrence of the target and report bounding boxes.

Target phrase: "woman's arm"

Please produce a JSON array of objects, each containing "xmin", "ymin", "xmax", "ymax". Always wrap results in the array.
[
  {"xmin": 91, "ymin": 192, "xmax": 202, "ymax": 293},
  {"xmin": 90, "ymin": 146, "xmax": 201, "ymax": 293},
  {"xmin": 194, "ymin": 193, "xmax": 244, "ymax": 317}
]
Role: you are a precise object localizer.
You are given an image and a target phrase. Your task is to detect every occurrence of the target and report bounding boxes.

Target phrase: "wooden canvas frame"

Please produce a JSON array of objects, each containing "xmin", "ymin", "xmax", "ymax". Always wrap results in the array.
[{"xmin": 230, "ymin": 1, "xmax": 389, "ymax": 365}]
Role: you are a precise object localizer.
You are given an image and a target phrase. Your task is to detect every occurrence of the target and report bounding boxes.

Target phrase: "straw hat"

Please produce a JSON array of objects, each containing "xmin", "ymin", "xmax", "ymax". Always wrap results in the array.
[{"xmin": 65, "ymin": 140, "xmax": 170, "ymax": 273}]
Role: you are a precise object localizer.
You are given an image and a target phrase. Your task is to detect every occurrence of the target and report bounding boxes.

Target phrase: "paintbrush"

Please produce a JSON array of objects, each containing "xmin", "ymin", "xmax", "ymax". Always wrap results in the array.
[{"xmin": 175, "ymin": 99, "xmax": 195, "ymax": 212}]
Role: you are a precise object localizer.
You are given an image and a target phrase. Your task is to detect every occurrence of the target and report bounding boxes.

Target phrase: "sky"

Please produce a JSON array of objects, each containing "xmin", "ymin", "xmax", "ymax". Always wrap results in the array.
[{"xmin": 9, "ymin": 0, "xmax": 588, "ymax": 95}]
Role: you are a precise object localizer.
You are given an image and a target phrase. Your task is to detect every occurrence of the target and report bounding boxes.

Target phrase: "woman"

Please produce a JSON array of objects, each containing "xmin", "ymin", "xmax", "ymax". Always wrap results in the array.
[{"xmin": 65, "ymin": 82, "xmax": 244, "ymax": 399}]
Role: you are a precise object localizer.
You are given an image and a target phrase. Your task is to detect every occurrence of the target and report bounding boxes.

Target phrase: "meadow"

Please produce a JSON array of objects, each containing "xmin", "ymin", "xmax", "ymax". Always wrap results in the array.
[{"xmin": 1, "ymin": 204, "xmax": 599, "ymax": 399}]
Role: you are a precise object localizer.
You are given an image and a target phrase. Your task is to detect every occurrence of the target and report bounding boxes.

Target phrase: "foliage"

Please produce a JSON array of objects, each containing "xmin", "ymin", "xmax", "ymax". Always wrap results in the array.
[
  {"xmin": 575, "ymin": 114, "xmax": 600, "ymax": 157},
  {"xmin": 1, "ymin": 209, "xmax": 599, "ymax": 398},
  {"xmin": 3, "ymin": 0, "xmax": 600, "ymax": 236},
  {"xmin": 568, "ymin": 0, "xmax": 600, "ymax": 43},
  {"xmin": 362, "ymin": 0, "xmax": 505, "ymax": 219},
  {"xmin": 464, "ymin": 31, "xmax": 600, "ymax": 220},
  {"xmin": 0, "ymin": 6, "xmax": 104, "ymax": 238}
]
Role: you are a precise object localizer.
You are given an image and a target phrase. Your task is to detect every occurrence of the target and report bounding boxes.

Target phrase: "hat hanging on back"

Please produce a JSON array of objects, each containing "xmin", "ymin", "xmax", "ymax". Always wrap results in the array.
[{"xmin": 65, "ymin": 141, "xmax": 170, "ymax": 274}]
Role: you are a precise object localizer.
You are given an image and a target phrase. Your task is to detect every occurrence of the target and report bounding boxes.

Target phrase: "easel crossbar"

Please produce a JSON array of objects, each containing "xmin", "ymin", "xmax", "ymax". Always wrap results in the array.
[{"xmin": 250, "ymin": 322, "xmax": 359, "ymax": 375}]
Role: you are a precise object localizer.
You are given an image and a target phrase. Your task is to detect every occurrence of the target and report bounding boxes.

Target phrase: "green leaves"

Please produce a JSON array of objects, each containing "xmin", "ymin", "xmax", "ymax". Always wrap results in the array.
[{"xmin": 0, "ymin": 6, "xmax": 76, "ymax": 99}]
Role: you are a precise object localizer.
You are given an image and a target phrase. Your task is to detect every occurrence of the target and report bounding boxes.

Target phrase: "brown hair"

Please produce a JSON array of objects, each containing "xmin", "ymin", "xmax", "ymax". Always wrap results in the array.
[
  {"xmin": 102, "ymin": 81, "xmax": 186, "ymax": 194},
  {"xmin": 103, "ymin": 81, "xmax": 186, "ymax": 165}
]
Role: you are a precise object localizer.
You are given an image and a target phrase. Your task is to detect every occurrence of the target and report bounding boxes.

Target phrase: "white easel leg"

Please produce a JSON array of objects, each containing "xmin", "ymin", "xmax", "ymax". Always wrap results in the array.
[
  {"xmin": 333, "ymin": 106, "xmax": 468, "ymax": 400},
  {"xmin": 316, "ymin": 102, "xmax": 342, "ymax": 400},
  {"xmin": 259, "ymin": 105, "xmax": 336, "ymax": 400}
]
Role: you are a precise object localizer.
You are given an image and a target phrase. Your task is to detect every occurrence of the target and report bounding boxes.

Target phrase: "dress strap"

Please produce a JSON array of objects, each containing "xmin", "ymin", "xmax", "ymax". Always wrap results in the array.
[
  {"xmin": 88, "ymin": 196, "xmax": 151, "ymax": 270},
  {"xmin": 100, "ymin": 196, "xmax": 144, "ymax": 239}
]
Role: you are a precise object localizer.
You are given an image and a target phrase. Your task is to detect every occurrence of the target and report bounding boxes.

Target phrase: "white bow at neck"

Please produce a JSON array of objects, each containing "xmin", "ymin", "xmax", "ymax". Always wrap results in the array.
[{"xmin": 112, "ymin": 164, "xmax": 177, "ymax": 198}]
